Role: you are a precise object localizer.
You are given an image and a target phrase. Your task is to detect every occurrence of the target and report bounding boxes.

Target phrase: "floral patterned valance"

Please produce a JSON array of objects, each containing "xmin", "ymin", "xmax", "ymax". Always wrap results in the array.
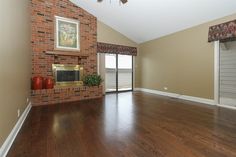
[
  {"xmin": 97, "ymin": 42, "xmax": 137, "ymax": 56},
  {"xmin": 208, "ymin": 19, "xmax": 236, "ymax": 42}
]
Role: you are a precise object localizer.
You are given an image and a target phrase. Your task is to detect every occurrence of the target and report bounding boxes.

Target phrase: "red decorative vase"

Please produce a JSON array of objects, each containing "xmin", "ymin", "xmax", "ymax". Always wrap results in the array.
[
  {"xmin": 44, "ymin": 78, "xmax": 54, "ymax": 89},
  {"xmin": 32, "ymin": 76, "xmax": 43, "ymax": 90}
]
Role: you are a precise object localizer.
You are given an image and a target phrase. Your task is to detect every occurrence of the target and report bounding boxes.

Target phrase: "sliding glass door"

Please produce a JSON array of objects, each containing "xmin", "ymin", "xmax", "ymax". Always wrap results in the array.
[{"xmin": 105, "ymin": 54, "xmax": 133, "ymax": 93}]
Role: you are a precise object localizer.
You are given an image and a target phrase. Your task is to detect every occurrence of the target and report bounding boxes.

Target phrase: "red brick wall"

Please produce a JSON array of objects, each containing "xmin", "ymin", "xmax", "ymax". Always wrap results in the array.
[
  {"xmin": 31, "ymin": 0, "xmax": 102, "ymax": 105},
  {"xmin": 31, "ymin": 0, "xmax": 97, "ymax": 76}
]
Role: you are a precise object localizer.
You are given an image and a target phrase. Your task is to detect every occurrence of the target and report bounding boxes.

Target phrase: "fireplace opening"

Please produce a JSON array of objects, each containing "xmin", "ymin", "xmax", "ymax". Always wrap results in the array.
[
  {"xmin": 52, "ymin": 64, "xmax": 83, "ymax": 86},
  {"xmin": 57, "ymin": 71, "xmax": 80, "ymax": 82}
]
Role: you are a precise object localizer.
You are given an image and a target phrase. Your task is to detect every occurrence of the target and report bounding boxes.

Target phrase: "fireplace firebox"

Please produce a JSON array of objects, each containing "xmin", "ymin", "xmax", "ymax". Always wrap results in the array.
[{"xmin": 52, "ymin": 64, "xmax": 83, "ymax": 86}]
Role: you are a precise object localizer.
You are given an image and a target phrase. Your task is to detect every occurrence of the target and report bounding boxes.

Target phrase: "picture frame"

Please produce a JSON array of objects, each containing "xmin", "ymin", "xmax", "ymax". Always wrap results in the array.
[{"xmin": 55, "ymin": 16, "xmax": 80, "ymax": 51}]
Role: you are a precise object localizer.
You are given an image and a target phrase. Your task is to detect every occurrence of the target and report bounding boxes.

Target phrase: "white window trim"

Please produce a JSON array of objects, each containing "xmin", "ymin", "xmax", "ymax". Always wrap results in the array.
[{"xmin": 214, "ymin": 41, "xmax": 220, "ymax": 105}]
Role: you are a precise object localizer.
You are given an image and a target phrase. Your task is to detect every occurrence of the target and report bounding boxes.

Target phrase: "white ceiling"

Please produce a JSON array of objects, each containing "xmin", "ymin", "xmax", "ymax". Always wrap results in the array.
[{"xmin": 70, "ymin": 0, "xmax": 236, "ymax": 43}]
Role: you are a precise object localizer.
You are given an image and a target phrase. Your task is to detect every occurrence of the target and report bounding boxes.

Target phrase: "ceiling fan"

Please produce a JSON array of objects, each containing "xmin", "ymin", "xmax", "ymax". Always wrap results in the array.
[{"xmin": 97, "ymin": 0, "xmax": 128, "ymax": 4}]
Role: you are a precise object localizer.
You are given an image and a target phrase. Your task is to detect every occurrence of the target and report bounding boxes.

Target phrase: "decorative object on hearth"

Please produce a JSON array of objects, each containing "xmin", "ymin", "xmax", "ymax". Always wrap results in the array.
[
  {"xmin": 97, "ymin": 0, "xmax": 128, "ymax": 4},
  {"xmin": 83, "ymin": 75, "xmax": 103, "ymax": 86},
  {"xmin": 55, "ymin": 16, "xmax": 80, "ymax": 51},
  {"xmin": 32, "ymin": 76, "xmax": 43, "ymax": 90},
  {"xmin": 44, "ymin": 78, "xmax": 54, "ymax": 89}
]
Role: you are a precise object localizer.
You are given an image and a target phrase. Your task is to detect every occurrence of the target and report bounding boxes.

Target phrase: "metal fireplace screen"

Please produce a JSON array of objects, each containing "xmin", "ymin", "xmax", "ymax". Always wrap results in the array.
[{"xmin": 52, "ymin": 64, "xmax": 83, "ymax": 86}]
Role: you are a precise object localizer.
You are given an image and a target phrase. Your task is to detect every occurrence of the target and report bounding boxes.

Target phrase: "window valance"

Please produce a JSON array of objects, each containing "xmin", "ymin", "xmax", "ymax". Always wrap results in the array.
[
  {"xmin": 208, "ymin": 19, "xmax": 236, "ymax": 42},
  {"xmin": 97, "ymin": 42, "xmax": 137, "ymax": 56}
]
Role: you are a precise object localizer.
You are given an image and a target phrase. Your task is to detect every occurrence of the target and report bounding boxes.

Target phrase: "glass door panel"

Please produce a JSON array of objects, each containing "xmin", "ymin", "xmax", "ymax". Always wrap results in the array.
[
  {"xmin": 219, "ymin": 41, "xmax": 236, "ymax": 107},
  {"xmin": 118, "ymin": 54, "xmax": 133, "ymax": 91},
  {"xmin": 105, "ymin": 54, "xmax": 117, "ymax": 92}
]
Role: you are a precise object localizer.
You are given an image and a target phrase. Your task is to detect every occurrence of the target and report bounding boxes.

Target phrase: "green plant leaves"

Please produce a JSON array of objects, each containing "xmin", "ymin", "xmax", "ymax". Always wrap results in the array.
[{"xmin": 83, "ymin": 74, "xmax": 102, "ymax": 86}]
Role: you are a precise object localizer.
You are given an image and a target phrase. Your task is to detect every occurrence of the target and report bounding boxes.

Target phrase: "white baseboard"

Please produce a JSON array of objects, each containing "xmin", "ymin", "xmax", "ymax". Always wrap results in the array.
[
  {"xmin": 0, "ymin": 102, "xmax": 32, "ymax": 157},
  {"xmin": 135, "ymin": 88, "xmax": 180, "ymax": 98},
  {"xmin": 217, "ymin": 104, "xmax": 236, "ymax": 110},
  {"xmin": 180, "ymin": 95, "xmax": 215, "ymax": 105},
  {"xmin": 134, "ymin": 88, "xmax": 215, "ymax": 106},
  {"xmin": 135, "ymin": 88, "xmax": 236, "ymax": 111}
]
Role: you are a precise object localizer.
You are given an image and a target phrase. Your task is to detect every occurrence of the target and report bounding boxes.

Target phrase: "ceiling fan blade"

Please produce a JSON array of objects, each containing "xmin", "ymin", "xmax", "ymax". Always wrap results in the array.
[
  {"xmin": 120, "ymin": 0, "xmax": 128, "ymax": 4},
  {"xmin": 97, "ymin": 0, "xmax": 127, "ymax": 4}
]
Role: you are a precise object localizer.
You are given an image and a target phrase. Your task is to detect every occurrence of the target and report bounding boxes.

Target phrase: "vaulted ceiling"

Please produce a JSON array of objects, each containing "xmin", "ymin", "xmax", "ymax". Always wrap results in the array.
[{"xmin": 70, "ymin": 0, "xmax": 236, "ymax": 43}]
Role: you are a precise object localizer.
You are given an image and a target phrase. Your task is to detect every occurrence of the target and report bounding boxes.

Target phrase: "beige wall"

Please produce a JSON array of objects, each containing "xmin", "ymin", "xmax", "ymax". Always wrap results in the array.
[
  {"xmin": 136, "ymin": 13, "xmax": 236, "ymax": 99},
  {"xmin": 0, "ymin": 0, "xmax": 31, "ymax": 147},
  {"xmin": 97, "ymin": 21, "xmax": 137, "ymax": 47}
]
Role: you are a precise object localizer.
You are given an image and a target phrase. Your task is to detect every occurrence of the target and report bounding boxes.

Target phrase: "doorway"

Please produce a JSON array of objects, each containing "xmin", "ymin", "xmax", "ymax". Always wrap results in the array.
[{"xmin": 105, "ymin": 54, "xmax": 133, "ymax": 93}]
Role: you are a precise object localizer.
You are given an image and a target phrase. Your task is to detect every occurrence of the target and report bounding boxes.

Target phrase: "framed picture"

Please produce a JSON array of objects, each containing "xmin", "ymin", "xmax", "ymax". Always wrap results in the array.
[{"xmin": 55, "ymin": 16, "xmax": 80, "ymax": 51}]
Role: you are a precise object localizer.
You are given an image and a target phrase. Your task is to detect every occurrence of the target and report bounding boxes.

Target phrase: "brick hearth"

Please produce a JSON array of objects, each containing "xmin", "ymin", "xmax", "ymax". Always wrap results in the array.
[{"xmin": 31, "ymin": 86, "xmax": 103, "ymax": 106}]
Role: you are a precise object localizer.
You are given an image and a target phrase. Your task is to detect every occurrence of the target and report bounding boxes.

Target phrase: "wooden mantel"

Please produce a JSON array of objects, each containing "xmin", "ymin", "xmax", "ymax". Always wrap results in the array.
[{"xmin": 45, "ymin": 51, "xmax": 88, "ymax": 57}]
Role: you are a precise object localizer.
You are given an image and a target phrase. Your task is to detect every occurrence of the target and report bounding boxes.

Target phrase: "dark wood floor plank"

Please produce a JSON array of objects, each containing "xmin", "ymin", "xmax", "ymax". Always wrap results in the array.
[{"xmin": 6, "ymin": 92, "xmax": 236, "ymax": 157}]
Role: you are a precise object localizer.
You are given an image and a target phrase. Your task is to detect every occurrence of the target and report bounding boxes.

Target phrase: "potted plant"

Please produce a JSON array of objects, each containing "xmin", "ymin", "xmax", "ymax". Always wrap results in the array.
[{"xmin": 83, "ymin": 74, "xmax": 103, "ymax": 87}]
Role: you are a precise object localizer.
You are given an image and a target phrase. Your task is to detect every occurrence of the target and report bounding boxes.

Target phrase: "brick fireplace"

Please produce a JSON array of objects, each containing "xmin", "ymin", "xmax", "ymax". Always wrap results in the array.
[{"xmin": 31, "ymin": 0, "xmax": 102, "ymax": 106}]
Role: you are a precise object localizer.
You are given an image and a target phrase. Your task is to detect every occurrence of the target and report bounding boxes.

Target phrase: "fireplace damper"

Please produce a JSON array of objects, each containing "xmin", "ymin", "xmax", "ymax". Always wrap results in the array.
[{"xmin": 52, "ymin": 64, "xmax": 83, "ymax": 86}]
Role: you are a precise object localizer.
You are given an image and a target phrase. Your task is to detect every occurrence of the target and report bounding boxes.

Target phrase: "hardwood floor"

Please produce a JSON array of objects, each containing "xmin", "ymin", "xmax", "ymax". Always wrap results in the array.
[{"xmin": 7, "ymin": 92, "xmax": 236, "ymax": 157}]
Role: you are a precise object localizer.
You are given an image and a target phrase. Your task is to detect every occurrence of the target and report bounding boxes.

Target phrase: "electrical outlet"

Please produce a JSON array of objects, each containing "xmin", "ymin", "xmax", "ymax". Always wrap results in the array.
[
  {"xmin": 17, "ymin": 109, "xmax": 21, "ymax": 118},
  {"xmin": 164, "ymin": 87, "xmax": 168, "ymax": 90}
]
